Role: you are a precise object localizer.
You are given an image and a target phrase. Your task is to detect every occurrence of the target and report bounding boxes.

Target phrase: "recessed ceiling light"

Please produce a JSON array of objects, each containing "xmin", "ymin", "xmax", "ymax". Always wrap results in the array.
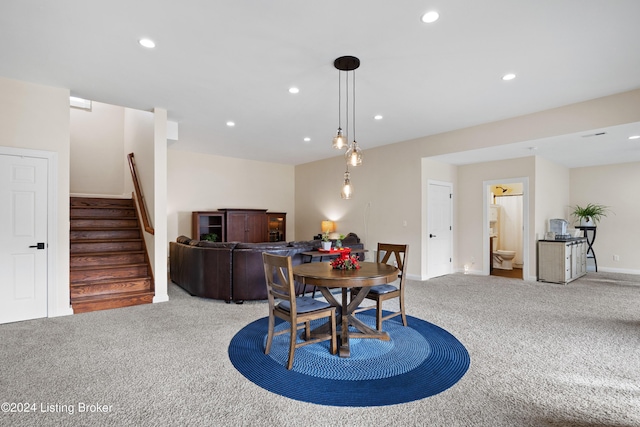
[
  {"xmin": 303, "ymin": 137, "xmax": 311, "ymax": 142},
  {"xmin": 289, "ymin": 87, "xmax": 299, "ymax": 94},
  {"xmin": 421, "ymin": 11, "xmax": 440, "ymax": 23},
  {"xmin": 629, "ymin": 135, "xmax": 640, "ymax": 140},
  {"xmin": 226, "ymin": 121, "xmax": 235, "ymax": 127},
  {"xmin": 374, "ymin": 115, "xmax": 383, "ymax": 120},
  {"xmin": 502, "ymin": 73, "xmax": 516, "ymax": 81},
  {"xmin": 138, "ymin": 38, "xmax": 156, "ymax": 49}
]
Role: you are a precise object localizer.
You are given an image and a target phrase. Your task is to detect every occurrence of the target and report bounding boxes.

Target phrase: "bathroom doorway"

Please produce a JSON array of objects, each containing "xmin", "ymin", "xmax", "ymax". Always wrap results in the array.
[{"xmin": 483, "ymin": 178, "xmax": 529, "ymax": 280}]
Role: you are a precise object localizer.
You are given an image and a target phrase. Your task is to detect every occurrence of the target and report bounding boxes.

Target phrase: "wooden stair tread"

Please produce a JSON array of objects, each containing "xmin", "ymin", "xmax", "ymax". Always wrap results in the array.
[
  {"xmin": 72, "ymin": 290, "xmax": 154, "ymax": 303},
  {"xmin": 71, "ymin": 226, "xmax": 139, "ymax": 230},
  {"xmin": 71, "ymin": 216, "xmax": 136, "ymax": 220},
  {"xmin": 70, "ymin": 275, "xmax": 151, "ymax": 286},
  {"xmin": 71, "ymin": 204, "xmax": 134, "ymax": 208},
  {"xmin": 70, "ymin": 238, "xmax": 143, "ymax": 243},
  {"xmin": 70, "ymin": 250, "xmax": 145, "ymax": 257},
  {"xmin": 70, "ymin": 262, "xmax": 148, "ymax": 271}
]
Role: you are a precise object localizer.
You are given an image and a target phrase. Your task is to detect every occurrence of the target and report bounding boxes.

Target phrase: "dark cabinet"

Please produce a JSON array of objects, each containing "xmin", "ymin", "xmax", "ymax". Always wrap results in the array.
[
  {"xmin": 220, "ymin": 209, "xmax": 268, "ymax": 243},
  {"xmin": 267, "ymin": 212, "xmax": 286, "ymax": 242},
  {"xmin": 192, "ymin": 209, "xmax": 286, "ymax": 243},
  {"xmin": 192, "ymin": 212, "xmax": 225, "ymax": 241}
]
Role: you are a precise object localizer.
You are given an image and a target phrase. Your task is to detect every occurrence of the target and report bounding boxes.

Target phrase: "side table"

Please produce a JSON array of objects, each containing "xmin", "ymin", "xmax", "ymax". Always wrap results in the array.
[{"xmin": 576, "ymin": 226, "xmax": 597, "ymax": 272}]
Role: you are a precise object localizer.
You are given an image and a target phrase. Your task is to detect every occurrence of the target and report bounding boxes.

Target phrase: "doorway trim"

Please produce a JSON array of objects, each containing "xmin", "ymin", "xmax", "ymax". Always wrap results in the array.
[
  {"xmin": 483, "ymin": 177, "xmax": 530, "ymax": 280},
  {"xmin": 0, "ymin": 145, "xmax": 61, "ymax": 318}
]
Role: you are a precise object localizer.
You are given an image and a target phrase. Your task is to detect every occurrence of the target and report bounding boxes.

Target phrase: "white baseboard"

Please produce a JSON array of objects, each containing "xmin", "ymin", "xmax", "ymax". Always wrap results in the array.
[
  {"xmin": 50, "ymin": 307, "xmax": 74, "ymax": 318},
  {"xmin": 153, "ymin": 294, "xmax": 169, "ymax": 303},
  {"xmin": 597, "ymin": 267, "xmax": 640, "ymax": 275}
]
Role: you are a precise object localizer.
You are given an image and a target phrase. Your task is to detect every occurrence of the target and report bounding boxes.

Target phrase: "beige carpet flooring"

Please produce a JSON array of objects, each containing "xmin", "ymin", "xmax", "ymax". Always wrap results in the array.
[{"xmin": 1, "ymin": 271, "xmax": 639, "ymax": 426}]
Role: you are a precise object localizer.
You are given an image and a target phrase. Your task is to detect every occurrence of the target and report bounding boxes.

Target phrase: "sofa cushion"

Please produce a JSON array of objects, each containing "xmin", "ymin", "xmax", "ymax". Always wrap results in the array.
[
  {"xmin": 196, "ymin": 241, "xmax": 238, "ymax": 249},
  {"xmin": 288, "ymin": 240, "xmax": 321, "ymax": 248},
  {"xmin": 234, "ymin": 242, "xmax": 289, "ymax": 250},
  {"xmin": 176, "ymin": 235, "xmax": 192, "ymax": 244}
]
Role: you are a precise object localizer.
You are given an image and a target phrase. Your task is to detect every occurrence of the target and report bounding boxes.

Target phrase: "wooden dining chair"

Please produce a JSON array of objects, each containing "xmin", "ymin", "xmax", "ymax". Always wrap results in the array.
[
  {"xmin": 262, "ymin": 253, "xmax": 337, "ymax": 369},
  {"xmin": 356, "ymin": 243, "xmax": 409, "ymax": 331}
]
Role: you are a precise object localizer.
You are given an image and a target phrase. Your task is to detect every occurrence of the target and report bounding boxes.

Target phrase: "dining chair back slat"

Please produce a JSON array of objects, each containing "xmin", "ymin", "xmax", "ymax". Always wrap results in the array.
[
  {"xmin": 262, "ymin": 252, "xmax": 337, "ymax": 369},
  {"xmin": 354, "ymin": 243, "xmax": 408, "ymax": 331}
]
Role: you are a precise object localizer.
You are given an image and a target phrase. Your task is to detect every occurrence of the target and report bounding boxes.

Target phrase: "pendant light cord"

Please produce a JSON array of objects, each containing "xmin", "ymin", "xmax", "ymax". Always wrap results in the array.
[
  {"xmin": 337, "ymin": 71, "xmax": 341, "ymax": 128},
  {"xmin": 352, "ymin": 69, "xmax": 356, "ymax": 142},
  {"xmin": 345, "ymin": 69, "xmax": 349, "ymax": 142}
]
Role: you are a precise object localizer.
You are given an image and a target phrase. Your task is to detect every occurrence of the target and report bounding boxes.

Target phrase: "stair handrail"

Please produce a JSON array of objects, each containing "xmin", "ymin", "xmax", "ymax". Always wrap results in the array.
[{"xmin": 127, "ymin": 153, "xmax": 154, "ymax": 235}]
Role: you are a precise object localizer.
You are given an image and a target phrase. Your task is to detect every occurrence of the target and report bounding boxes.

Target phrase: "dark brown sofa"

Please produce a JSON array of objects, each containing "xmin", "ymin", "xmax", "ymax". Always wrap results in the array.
[{"xmin": 169, "ymin": 234, "xmax": 363, "ymax": 303}]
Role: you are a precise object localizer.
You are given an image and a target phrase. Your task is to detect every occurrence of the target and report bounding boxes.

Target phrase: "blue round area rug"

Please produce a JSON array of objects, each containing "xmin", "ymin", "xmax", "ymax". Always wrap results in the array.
[{"xmin": 228, "ymin": 312, "xmax": 470, "ymax": 407}]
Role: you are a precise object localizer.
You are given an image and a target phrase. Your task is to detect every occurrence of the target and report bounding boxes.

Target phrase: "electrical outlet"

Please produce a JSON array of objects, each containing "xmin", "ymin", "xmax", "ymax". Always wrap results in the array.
[{"xmin": 613, "ymin": 254, "xmax": 620, "ymax": 261}]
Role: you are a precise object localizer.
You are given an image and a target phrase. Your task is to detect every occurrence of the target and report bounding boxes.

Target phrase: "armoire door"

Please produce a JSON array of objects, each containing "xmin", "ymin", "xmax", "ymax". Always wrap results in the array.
[
  {"xmin": 245, "ymin": 212, "xmax": 267, "ymax": 243},
  {"xmin": 226, "ymin": 212, "xmax": 248, "ymax": 242}
]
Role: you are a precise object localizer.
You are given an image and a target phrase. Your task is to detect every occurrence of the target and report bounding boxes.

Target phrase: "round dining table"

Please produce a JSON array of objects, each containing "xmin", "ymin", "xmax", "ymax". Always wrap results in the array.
[{"xmin": 292, "ymin": 261, "xmax": 399, "ymax": 357}]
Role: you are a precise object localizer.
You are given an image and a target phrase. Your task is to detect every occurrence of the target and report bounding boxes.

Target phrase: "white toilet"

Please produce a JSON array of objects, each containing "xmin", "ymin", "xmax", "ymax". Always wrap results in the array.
[
  {"xmin": 493, "ymin": 250, "xmax": 516, "ymax": 270},
  {"xmin": 491, "ymin": 236, "xmax": 516, "ymax": 270}
]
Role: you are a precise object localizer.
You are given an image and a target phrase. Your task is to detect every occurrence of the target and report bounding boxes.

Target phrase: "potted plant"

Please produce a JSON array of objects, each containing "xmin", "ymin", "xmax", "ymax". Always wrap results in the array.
[
  {"xmin": 202, "ymin": 233, "xmax": 218, "ymax": 242},
  {"xmin": 321, "ymin": 230, "xmax": 332, "ymax": 250},
  {"xmin": 570, "ymin": 203, "xmax": 610, "ymax": 226},
  {"xmin": 335, "ymin": 234, "xmax": 346, "ymax": 248}
]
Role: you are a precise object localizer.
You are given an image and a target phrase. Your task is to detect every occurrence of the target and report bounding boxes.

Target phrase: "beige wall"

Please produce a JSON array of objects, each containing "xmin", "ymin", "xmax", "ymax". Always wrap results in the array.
[
  {"xmin": 70, "ymin": 101, "xmax": 125, "ymax": 196},
  {"xmin": 295, "ymin": 141, "xmax": 425, "ymax": 278},
  {"xmin": 457, "ymin": 157, "xmax": 536, "ymax": 277},
  {"xmin": 295, "ymin": 89, "xmax": 640, "ymax": 279},
  {"xmin": 167, "ymin": 149, "xmax": 295, "ymax": 245},
  {"xmin": 123, "ymin": 108, "xmax": 158, "ymax": 287},
  {"xmin": 0, "ymin": 76, "xmax": 71, "ymax": 316},
  {"xmin": 408, "ymin": 89, "xmax": 640, "ymax": 158},
  {"xmin": 534, "ymin": 156, "xmax": 571, "ymax": 238},
  {"xmin": 570, "ymin": 162, "xmax": 640, "ymax": 272}
]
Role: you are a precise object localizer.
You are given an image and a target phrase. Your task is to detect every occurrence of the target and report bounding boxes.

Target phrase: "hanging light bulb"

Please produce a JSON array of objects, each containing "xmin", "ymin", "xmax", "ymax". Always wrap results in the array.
[
  {"xmin": 341, "ymin": 170, "xmax": 353, "ymax": 199},
  {"xmin": 345, "ymin": 141, "xmax": 363, "ymax": 166},
  {"xmin": 332, "ymin": 71, "xmax": 347, "ymax": 150},
  {"xmin": 332, "ymin": 128, "xmax": 346, "ymax": 150},
  {"xmin": 344, "ymin": 67, "xmax": 363, "ymax": 166}
]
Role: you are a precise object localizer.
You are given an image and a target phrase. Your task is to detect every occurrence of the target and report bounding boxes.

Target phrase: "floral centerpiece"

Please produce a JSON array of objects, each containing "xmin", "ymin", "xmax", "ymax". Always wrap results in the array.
[{"xmin": 330, "ymin": 254, "xmax": 361, "ymax": 270}]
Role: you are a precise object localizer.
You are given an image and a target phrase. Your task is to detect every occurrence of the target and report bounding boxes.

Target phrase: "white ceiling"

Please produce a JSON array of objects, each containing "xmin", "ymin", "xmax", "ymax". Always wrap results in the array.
[{"xmin": 1, "ymin": 0, "xmax": 640, "ymax": 167}]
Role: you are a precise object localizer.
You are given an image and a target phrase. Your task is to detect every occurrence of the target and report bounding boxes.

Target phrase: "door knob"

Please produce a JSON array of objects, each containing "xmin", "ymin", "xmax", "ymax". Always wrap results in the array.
[
  {"xmin": 429, "ymin": 234, "xmax": 436, "ymax": 238},
  {"xmin": 29, "ymin": 243, "xmax": 45, "ymax": 249}
]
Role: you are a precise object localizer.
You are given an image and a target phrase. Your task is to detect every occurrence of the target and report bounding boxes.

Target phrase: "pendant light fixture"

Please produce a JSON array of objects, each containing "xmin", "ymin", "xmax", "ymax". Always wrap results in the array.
[{"xmin": 333, "ymin": 55, "xmax": 362, "ymax": 199}]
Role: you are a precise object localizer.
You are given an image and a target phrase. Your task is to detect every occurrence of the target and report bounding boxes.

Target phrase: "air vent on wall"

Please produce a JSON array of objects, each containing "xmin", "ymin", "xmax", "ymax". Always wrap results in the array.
[
  {"xmin": 581, "ymin": 132, "xmax": 607, "ymax": 138},
  {"xmin": 70, "ymin": 96, "xmax": 92, "ymax": 111}
]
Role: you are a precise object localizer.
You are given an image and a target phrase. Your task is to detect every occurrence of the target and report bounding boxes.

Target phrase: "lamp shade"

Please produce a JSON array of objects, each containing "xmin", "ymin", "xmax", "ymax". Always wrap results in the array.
[{"xmin": 321, "ymin": 220, "xmax": 336, "ymax": 233}]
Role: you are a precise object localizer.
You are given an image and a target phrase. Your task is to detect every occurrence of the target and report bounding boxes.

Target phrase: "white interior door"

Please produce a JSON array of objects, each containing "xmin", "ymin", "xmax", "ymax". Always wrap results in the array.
[
  {"xmin": 0, "ymin": 154, "xmax": 48, "ymax": 324},
  {"xmin": 427, "ymin": 181, "xmax": 453, "ymax": 278}
]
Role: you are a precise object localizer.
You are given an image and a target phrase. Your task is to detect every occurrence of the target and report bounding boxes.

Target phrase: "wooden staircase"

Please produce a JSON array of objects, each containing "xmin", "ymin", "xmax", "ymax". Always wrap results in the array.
[{"xmin": 70, "ymin": 197, "xmax": 154, "ymax": 313}]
